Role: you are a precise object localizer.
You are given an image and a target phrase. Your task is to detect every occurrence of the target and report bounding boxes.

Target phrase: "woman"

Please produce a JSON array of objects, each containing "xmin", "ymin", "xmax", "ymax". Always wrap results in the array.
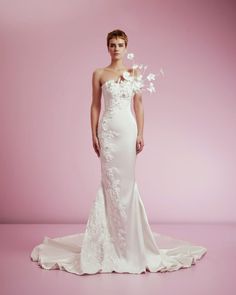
[
  {"xmin": 91, "ymin": 31, "xmax": 144, "ymax": 159},
  {"xmin": 30, "ymin": 29, "xmax": 207, "ymax": 275}
]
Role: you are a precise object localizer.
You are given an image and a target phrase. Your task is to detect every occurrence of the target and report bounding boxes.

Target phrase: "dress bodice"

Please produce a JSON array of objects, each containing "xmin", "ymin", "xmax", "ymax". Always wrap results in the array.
[{"xmin": 101, "ymin": 79, "xmax": 136, "ymax": 113}]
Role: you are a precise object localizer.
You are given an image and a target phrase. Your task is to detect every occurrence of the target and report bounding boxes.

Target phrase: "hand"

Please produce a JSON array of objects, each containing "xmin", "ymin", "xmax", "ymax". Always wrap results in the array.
[
  {"xmin": 136, "ymin": 134, "xmax": 144, "ymax": 154},
  {"xmin": 92, "ymin": 136, "xmax": 100, "ymax": 158}
]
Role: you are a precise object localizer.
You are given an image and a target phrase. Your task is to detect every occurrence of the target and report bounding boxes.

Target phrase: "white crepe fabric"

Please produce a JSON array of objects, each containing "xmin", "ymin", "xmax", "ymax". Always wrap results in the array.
[{"xmin": 31, "ymin": 77, "xmax": 207, "ymax": 275}]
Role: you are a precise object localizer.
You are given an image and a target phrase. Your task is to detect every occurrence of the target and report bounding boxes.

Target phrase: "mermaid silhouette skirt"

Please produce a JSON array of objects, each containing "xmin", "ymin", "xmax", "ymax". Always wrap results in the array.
[{"xmin": 30, "ymin": 79, "xmax": 207, "ymax": 275}]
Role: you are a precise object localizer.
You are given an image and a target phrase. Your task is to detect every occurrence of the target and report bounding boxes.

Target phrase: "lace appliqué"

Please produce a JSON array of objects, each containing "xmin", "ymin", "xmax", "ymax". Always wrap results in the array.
[
  {"xmin": 102, "ymin": 164, "xmax": 127, "ymax": 255},
  {"xmin": 97, "ymin": 86, "xmax": 129, "ymax": 255},
  {"xmin": 80, "ymin": 186, "xmax": 120, "ymax": 273},
  {"xmin": 81, "ymin": 81, "xmax": 132, "ymax": 271},
  {"xmin": 103, "ymin": 80, "xmax": 134, "ymax": 112}
]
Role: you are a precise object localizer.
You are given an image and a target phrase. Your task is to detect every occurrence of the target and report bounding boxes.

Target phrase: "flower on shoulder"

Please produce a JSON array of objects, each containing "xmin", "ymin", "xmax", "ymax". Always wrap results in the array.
[
  {"xmin": 127, "ymin": 53, "xmax": 134, "ymax": 60},
  {"xmin": 125, "ymin": 52, "xmax": 165, "ymax": 95},
  {"xmin": 147, "ymin": 73, "xmax": 155, "ymax": 81},
  {"xmin": 132, "ymin": 64, "xmax": 139, "ymax": 69},
  {"xmin": 122, "ymin": 71, "xmax": 134, "ymax": 81},
  {"xmin": 147, "ymin": 82, "xmax": 155, "ymax": 93}
]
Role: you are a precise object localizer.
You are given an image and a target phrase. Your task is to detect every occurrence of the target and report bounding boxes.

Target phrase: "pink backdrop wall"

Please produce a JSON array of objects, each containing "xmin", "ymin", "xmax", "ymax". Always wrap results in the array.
[{"xmin": 0, "ymin": 0, "xmax": 235, "ymax": 223}]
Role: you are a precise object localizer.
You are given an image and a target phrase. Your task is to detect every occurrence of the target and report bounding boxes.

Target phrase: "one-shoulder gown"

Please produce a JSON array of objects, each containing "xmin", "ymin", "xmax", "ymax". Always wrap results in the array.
[{"xmin": 30, "ymin": 76, "xmax": 207, "ymax": 275}]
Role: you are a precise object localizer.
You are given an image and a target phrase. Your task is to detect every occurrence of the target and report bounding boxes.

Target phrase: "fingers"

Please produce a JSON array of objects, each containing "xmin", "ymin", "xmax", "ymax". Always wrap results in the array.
[
  {"xmin": 96, "ymin": 139, "xmax": 100, "ymax": 157},
  {"xmin": 136, "ymin": 141, "xmax": 144, "ymax": 154},
  {"xmin": 93, "ymin": 140, "xmax": 100, "ymax": 157},
  {"xmin": 95, "ymin": 143, "xmax": 100, "ymax": 157}
]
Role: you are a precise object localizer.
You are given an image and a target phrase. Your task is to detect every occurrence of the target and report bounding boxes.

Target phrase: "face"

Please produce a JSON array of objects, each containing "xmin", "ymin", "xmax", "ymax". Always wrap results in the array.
[{"xmin": 108, "ymin": 37, "xmax": 127, "ymax": 60}]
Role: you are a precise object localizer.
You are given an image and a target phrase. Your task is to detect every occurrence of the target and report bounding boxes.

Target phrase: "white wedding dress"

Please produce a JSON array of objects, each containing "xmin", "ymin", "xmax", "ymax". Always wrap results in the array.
[{"xmin": 30, "ymin": 75, "xmax": 207, "ymax": 275}]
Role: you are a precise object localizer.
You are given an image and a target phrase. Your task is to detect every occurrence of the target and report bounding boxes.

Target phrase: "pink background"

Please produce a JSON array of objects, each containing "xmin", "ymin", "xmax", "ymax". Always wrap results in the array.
[{"xmin": 0, "ymin": 0, "xmax": 235, "ymax": 223}]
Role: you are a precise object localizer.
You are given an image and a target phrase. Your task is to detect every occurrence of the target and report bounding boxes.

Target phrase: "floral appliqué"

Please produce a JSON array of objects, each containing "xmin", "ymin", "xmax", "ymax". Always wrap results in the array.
[
  {"xmin": 126, "ymin": 52, "xmax": 165, "ymax": 94},
  {"xmin": 97, "ymin": 90, "xmax": 128, "ymax": 255}
]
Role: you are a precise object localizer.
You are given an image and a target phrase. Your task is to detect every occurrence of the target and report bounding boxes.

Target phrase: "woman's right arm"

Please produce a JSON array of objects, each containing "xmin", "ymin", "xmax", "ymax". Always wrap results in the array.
[{"xmin": 90, "ymin": 69, "xmax": 102, "ymax": 157}]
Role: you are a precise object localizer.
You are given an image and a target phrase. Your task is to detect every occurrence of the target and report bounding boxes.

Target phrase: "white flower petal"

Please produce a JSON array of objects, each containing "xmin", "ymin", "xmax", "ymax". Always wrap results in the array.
[
  {"xmin": 136, "ymin": 74, "xmax": 143, "ymax": 81},
  {"xmin": 127, "ymin": 53, "xmax": 134, "ymax": 60},
  {"xmin": 132, "ymin": 64, "xmax": 139, "ymax": 69},
  {"xmin": 123, "ymin": 71, "xmax": 134, "ymax": 81},
  {"xmin": 160, "ymin": 68, "xmax": 165, "ymax": 77},
  {"xmin": 147, "ymin": 73, "xmax": 156, "ymax": 81}
]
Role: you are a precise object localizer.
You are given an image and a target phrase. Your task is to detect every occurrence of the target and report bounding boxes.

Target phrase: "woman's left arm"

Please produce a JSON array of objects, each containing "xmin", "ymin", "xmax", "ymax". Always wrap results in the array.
[{"xmin": 133, "ymin": 91, "xmax": 144, "ymax": 154}]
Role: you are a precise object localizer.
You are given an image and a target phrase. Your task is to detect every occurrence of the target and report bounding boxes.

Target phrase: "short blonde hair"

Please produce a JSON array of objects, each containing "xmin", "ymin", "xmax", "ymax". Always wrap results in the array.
[{"xmin": 107, "ymin": 29, "xmax": 128, "ymax": 48}]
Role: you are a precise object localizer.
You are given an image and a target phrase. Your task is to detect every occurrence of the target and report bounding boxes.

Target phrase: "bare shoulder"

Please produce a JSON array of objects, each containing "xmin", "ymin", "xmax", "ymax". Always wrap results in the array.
[
  {"xmin": 131, "ymin": 67, "xmax": 141, "ymax": 78},
  {"xmin": 92, "ymin": 68, "xmax": 104, "ymax": 87},
  {"xmin": 93, "ymin": 68, "xmax": 109, "ymax": 84},
  {"xmin": 92, "ymin": 68, "xmax": 104, "ymax": 78},
  {"xmin": 93, "ymin": 67, "xmax": 111, "ymax": 86}
]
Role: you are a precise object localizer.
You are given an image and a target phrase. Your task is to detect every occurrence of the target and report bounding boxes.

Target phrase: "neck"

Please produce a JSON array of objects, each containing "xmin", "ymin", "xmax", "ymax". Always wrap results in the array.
[{"xmin": 109, "ymin": 59, "xmax": 126, "ymax": 70}]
